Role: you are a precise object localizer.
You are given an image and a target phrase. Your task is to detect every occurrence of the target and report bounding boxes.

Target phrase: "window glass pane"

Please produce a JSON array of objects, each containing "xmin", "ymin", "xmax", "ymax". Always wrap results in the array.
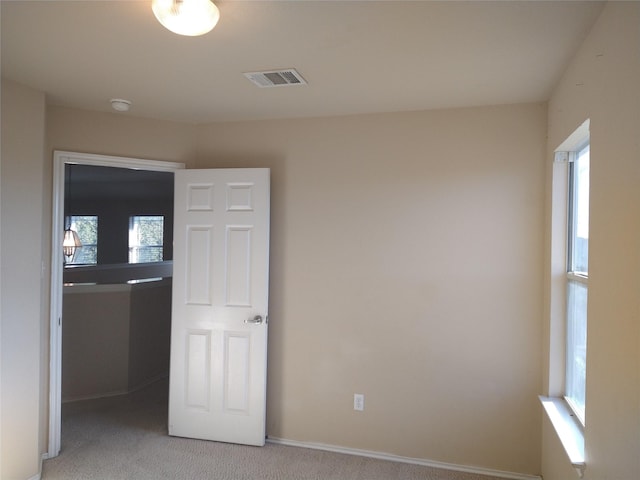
[
  {"xmin": 129, "ymin": 215, "xmax": 164, "ymax": 263},
  {"xmin": 68, "ymin": 215, "xmax": 98, "ymax": 265},
  {"xmin": 570, "ymin": 145, "xmax": 589, "ymax": 274},
  {"xmin": 561, "ymin": 133, "xmax": 589, "ymax": 425},
  {"xmin": 566, "ymin": 280, "xmax": 587, "ymax": 423}
]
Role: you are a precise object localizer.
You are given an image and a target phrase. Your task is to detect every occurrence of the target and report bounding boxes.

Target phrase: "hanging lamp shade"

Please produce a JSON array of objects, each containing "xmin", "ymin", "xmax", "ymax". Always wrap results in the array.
[
  {"xmin": 152, "ymin": 0, "xmax": 220, "ymax": 36},
  {"xmin": 63, "ymin": 229, "xmax": 82, "ymax": 259}
]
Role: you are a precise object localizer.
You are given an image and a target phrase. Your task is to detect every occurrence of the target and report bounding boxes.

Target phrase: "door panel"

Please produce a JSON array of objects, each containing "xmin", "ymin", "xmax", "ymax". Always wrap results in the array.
[
  {"xmin": 169, "ymin": 169, "xmax": 270, "ymax": 446},
  {"xmin": 226, "ymin": 226, "xmax": 252, "ymax": 306},
  {"xmin": 185, "ymin": 330, "xmax": 211, "ymax": 410},
  {"xmin": 186, "ymin": 226, "xmax": 213, "ymax": 305}
]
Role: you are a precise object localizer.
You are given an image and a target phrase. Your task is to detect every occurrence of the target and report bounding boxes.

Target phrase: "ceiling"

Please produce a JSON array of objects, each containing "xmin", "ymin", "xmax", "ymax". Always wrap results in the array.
[{"xmin": 1, "ymin": 0, "xmax": 604, "ymax": 124}]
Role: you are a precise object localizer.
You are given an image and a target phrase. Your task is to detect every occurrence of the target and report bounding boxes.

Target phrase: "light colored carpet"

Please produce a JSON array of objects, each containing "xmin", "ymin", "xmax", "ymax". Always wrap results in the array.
[{"xmin": 42, "ymin": 380, "xmax": 506, "ymax": 480}]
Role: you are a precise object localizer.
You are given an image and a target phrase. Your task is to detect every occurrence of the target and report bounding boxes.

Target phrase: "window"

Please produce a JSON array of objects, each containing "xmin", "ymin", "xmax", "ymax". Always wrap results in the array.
[
  {"xmin": 541, "ymin": 121, "xmax": 589, "ymax": 473},
  {"xmin": 129, "ymin": 215, "xmax": 165, "ymax": 263},
  {"xmin": 66, "ymin": 215, "xmax": 98, "ymax": 265},
  {"xmin": 565, "ymin": 143, "xmax": 589, "ymax": 424}
]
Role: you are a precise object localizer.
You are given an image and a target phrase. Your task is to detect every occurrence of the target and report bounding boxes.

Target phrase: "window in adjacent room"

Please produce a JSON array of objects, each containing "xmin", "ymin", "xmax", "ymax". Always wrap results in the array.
[
  {"xmin": 66, "ymin": 215, "xmax": 98, "ymax": 265},
  {"xmin": 565, "ymin": 142, "xmax": 589, "ymax": 424},
  {"xmin": 129, "ymin": 215, "xmax": 165, "ymax": 263}
]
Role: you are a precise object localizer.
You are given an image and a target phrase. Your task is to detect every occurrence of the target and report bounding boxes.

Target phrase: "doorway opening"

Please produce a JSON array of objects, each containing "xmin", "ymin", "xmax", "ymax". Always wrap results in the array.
[{"xmin": 48, "ymin": 151, "xmax": 184, "ymax": 458}]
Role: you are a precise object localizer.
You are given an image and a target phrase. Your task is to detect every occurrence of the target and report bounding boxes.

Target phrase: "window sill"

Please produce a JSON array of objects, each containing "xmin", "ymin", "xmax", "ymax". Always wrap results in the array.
[{"xmin": 539, "ymin": 395, "xmax": 586, "ymax": 478}]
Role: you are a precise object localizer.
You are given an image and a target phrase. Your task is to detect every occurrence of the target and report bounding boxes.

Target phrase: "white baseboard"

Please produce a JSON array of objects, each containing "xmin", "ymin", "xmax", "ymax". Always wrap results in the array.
[
  {"xmin": 128, "ymin": 373, "xmax": 169, "ymax": 394},
  {"xmin": 62, "ymin": 373, "xmax": 168, "ymax": 404},
  {"xmin": 62, "ymin": 388, "xmax": 129, "ymax": 404},
  {"xmin": 27, "ymin": 453, "xmax": 49, "ymax": 480},
  {"xmin": 266, "ymin": 437, "xmax": 541, "ymax": 480}
]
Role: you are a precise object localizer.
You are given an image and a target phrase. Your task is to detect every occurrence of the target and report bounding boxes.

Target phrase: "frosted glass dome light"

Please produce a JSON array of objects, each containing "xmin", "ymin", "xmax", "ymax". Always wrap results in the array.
[{"xmin": 152, "ymin": 0, "xmax": 220, "ymax": 37}]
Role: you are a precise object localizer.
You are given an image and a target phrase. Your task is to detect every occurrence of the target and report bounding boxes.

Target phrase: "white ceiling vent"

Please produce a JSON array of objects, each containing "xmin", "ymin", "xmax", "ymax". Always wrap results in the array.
[{"xmin": 243, "ymin": 69, "xmax": 307, "ymax": 88}]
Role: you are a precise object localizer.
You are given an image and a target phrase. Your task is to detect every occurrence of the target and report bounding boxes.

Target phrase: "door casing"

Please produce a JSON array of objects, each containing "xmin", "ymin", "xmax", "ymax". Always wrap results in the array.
[{"xmin": 48, "ymin": 151, "xmax": 184, "ymax": 457}]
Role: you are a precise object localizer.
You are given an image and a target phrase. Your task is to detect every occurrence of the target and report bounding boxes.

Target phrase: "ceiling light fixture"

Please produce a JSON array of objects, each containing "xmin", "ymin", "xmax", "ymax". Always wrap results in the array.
[
  {"xmin": 152, "ymin": 0, "xmax": 220, "ymax": 37},
  {"xmin": 63, "ymin": 165, "xmax": 82, "ymax": 263},
  {"xmin": 63, "ymin": 229, "xmax": 82, "ymax": 261}
]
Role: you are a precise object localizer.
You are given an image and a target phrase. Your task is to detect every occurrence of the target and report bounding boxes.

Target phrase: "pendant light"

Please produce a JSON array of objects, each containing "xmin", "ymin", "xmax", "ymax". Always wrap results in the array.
[
  {"xmin": 63, "ymin": 165, "xmax": 82, "ymax": 263},
  {"xmin": 63, "ymin": 229, "xmax": 82, "ymax": 260},
  {"xmin": 152, "ymin": 0, "xmax": 220, "ymax": 37}
]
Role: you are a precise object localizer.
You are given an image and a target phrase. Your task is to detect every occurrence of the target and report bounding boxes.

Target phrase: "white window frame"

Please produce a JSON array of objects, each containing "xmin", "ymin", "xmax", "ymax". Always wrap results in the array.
[
  {"xmin": 540, "ymin": 119, "xmax": 590, "ymax": 478},
  {"xmin": 128, "ymin": 214, "xmax": 165, "ymax": 264},
  {"xmin": 564, "ymin": 142, "xmax": 589, "ymax": 424},
  {"xmin": 65, "ymin": 214, "xmax": 98, "ymax": 265}
]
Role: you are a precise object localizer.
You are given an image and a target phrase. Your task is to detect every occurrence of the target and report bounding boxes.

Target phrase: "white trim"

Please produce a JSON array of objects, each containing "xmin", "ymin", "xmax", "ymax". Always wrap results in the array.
[
  {"xmin": 48, "ymin": 151, "xmax": 185, "ymax": 458},
  {"xmin": 544, "ymin": 122, "xmax": 590, "ymax": 478},
  {"xmin": 547, "ymin": 158, "xmax": 569, "ymax": 397},
  {"xmin": 567, "ymin": 272, "xmax": 588, "ymax": 286},
  {"xmin": 266, "ymin": 437, "xmax": 541, "ymax": 480},
  {"xmin": 52, "ymin": 151, "xmax": 185, "ymax": 172},
  {"xmin": 539, "ymin": 396, "xmax": 586, "ymax": 478},
  {"xmin": 27, "ymin": 453, "xmax": 48, "ymax": 480},
  {"xmin": 62, "ymin": 373, "xmax": 169, "ymax": 404},
  {"xmin": 554, "ymin": 119, "xmax": 590, "ymax": 153},
  {"xmin": 62, "ymin": 388, "xmax": 131, "ymax": 404},
  {"xmin": 554, "ymin": 151, "xmax": 570, "ymax": 163}
]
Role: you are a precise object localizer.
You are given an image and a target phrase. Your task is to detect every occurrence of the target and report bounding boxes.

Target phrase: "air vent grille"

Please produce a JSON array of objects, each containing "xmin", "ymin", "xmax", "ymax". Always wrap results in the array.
[{"xmin": 244, "ymin": 69, "xmax": 307, "ymax": 88}]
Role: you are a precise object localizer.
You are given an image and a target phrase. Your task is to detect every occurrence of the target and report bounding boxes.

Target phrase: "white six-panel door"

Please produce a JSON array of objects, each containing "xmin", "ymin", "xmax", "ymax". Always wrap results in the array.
[{"xmin": 169, "ymin": 168, "xmax": 270, "ymax": 446}]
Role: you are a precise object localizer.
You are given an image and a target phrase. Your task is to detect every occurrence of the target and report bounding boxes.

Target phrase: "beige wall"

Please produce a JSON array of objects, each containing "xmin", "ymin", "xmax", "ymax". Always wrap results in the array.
[
  {"xmin": 62, "ymin": 280, "xmax": 172, "ymax": 401},
  {"xmin": 542, "ymin": 2, "xmax": 640, "ymax": 480},
  {"xmin": 128, "ymin": 280, "xmax": 172, "ymax": 391},
  {"xmin": 4, "ymin": 86, "xmax": 547, "ymax": 477},
  {"xmin": 195, "ymin": 104, "xmax": 546, "ymax": 474},
  {"xmin": 1, "ymin": 79, "xmax": 46, "ymax": 480},
  {"xmin": 62, "ymin": 287, "xmax": 131, "ymax": 401},
  {"xmin": 44, "ymin": 102, "xmax": 547, "ymax": 475},
  {"xmin": 46, "ymin": 105, "xmax": 199, "ymax": 166}
]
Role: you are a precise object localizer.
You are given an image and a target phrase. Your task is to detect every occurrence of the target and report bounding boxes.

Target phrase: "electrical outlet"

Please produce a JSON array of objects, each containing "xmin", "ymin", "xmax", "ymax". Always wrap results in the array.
[{"xmin": 354, "ymin": 393, "xmax": 364, "ymax": 411}]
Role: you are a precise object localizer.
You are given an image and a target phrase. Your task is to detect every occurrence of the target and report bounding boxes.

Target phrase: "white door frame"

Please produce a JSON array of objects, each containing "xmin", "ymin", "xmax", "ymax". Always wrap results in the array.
[{"xmin": 48, "ymin": 151, "xmax": 184, "ymax": 458}]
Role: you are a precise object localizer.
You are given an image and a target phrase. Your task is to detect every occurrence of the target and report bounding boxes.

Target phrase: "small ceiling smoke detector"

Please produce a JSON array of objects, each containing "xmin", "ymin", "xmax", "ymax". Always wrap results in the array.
[
  {"xmin": 243, "ymin": 69, "xmax": 307, "ymax": 88},
  {"xmin": 110, "ymin": 99, "xmax": 132, "ymax": 112}
]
